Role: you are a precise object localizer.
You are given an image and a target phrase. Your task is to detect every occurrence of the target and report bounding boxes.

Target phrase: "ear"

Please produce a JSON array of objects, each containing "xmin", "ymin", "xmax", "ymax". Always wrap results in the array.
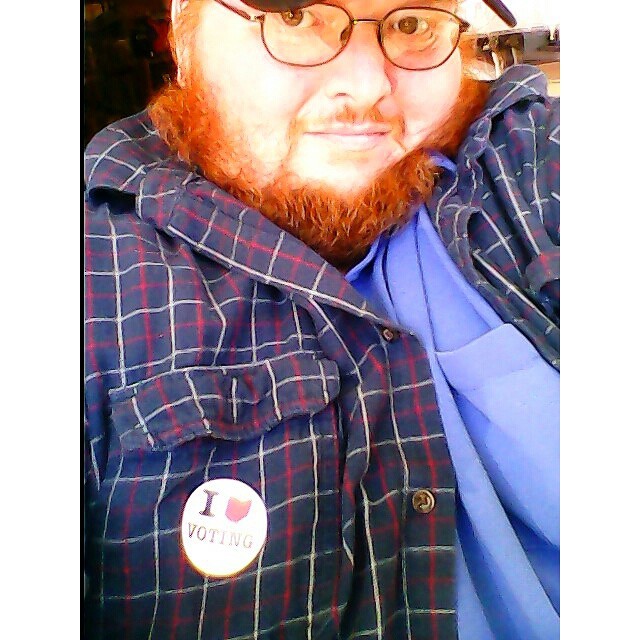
[{"xmin": 171, "ymin": 0, "xmax": 190, "ymax": 85}]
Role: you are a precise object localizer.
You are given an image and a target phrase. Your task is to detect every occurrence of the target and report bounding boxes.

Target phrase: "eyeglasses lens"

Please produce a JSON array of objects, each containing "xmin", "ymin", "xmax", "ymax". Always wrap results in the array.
[
  {"xmin": 261, "ymin": 5, "xmax": 461, "ymax": 69},
  {"xmin": 262, "ymin": 5, "xmax": 351, "ymax": 66},
  {"xmin": 381, "ymin": 9, "xmax": 461, "ymax": 70}
]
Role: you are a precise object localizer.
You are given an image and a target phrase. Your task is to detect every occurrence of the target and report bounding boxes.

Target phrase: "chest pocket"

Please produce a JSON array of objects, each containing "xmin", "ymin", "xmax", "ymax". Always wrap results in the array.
[
  {"xmin": 98, "ymin": 353, "xmax": 345, "ymax": 633},
  {"xmin": 108, "ymin": 353, "xmax": 341, "ymax": 451}
]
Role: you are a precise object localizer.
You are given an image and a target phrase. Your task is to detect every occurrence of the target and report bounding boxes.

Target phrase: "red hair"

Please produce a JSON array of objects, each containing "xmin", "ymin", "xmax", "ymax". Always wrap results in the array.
[{"xmin": 149, "ymin": 2, "xmax": 489, "ymax": 269}]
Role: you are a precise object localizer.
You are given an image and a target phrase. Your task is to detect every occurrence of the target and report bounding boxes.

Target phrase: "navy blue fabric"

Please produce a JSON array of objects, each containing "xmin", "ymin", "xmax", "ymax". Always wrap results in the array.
[
  {"xmin": 84, "ymin": 64, "xmax": 560, "ymax": 639},
  {"xmin": 85, "ymin": 110, "xmax": 458, "ymax": 640},
  {"xmin": 346, "ymin": 201, "xmax": 559, "ymax": 639}
]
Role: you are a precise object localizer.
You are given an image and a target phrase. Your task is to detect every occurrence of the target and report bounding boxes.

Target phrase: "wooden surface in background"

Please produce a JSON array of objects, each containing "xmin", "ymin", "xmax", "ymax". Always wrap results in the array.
[{"xmin": 538, "ymin": 61, "xmax": 560, "ymax": 96}]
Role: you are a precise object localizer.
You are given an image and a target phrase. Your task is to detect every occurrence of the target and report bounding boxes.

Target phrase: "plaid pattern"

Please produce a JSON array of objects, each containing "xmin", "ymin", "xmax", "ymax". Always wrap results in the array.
[
  {"xmin": 430, "ymin": 65, "xmax": 560, "ymax": 369},
  {"xmin": 84, "ymin": 115, "xmax": 457, "ymax": 638},
  {"xmin": 84, "ymin": 64, "xmax": 559, "ymax": 639}
]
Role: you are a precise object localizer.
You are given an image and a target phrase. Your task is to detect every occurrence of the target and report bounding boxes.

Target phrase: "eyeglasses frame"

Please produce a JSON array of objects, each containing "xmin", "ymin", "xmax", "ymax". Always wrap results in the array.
[{"xmin": 212, "ymin": 0, "xmax": 471, "ymax": 71}]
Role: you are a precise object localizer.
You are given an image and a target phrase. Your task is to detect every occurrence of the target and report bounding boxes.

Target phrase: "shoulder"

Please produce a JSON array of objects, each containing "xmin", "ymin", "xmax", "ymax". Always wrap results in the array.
[
  {"xmin": 84, "ymin": 110, "xmax": 181, "ymax": 275},
  {"xmin": 443, "ymin": 65, "xmax": 560, "ymax": 231},
  {"xmin": 481, "ymin": 64, "xmax": 560, "ymax": 165},
  {"xmin": 84, "ymin": 113, "xmax": 172, "ymax": 363},
  {"xmin": 484, "ymin": 64, "xmax": 559, "ymax": 123},
  {"xmin": 84, "ymin": 110, "xmax": 174, "ymax": 197},
  {"xmin": 458, "ymin": 65, "xmax": 559, "ymax": 164}
]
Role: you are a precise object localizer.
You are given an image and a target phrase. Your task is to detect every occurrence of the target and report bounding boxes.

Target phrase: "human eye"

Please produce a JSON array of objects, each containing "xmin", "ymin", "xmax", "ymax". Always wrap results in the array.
[
  {"xmin": 391, "ymin": 14, "xmax": 432, "ymax": 36},
  {"xmin": 278, "ymin": 7, "xmax": 317, "ymax": 28}
]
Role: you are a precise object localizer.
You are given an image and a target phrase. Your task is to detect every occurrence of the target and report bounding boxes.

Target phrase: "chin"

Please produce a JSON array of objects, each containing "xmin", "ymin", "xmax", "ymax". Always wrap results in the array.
[
  {"xmin": 291, "ymin": 163, "xmax": 394, "ymax": 196},
  {"xmin": 289, "ymin": 143, "xmax": 403, "ymax": 192}
]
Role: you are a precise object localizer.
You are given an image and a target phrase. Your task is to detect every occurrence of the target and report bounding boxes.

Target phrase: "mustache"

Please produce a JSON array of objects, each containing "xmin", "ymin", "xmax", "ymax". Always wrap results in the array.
[{"xmin": 292, "ymin": 105, "xmax": 405, "ymax": 137}]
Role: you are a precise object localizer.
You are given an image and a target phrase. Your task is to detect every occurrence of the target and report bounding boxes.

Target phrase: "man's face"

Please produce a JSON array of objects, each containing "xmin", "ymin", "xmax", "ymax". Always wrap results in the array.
[{"xmin": 189, "ymin": 0, "xmax": 463, "ymax": 195}]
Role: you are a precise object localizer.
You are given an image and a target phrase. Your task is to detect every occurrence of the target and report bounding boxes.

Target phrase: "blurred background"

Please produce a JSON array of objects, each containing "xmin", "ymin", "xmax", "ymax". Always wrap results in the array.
[
  {"xmin": 460, "ymin": 0, "xmax": 560, "ymax": 96},
  {"xmin": 84, "ymin": 0, "xmax": 173, "ymax": 148},
  {"xmin": 83, "ymin": 0, "xmax": 560, "ymax": 148}
]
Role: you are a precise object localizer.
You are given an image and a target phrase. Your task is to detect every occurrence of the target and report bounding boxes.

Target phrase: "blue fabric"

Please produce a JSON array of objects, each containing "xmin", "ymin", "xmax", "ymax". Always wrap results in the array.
[
  {"xmin": 84, "ymin": 64, "xmax": 560, "ymax": 638},
  {"xmin": 346, "ymin": 174, "xmax": 560, "ymax": 638},
  {"xmin": 84, "ymin": 120, "xmax": 461, "ymax": 638},
  {"xmin": 427, "ymin": 65, "xmax": 560, "ymax": 371}
]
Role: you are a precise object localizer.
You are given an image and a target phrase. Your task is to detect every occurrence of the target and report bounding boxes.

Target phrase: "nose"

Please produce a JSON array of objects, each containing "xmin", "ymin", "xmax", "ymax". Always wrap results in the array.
[{"xmin": 323, "ymin": 22, "xmax": 393, "ymax": 109}]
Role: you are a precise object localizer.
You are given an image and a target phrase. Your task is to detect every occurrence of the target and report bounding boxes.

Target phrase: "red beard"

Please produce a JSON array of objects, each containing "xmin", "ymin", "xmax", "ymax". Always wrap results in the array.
[{"xmin": 150, "ymin": 27, "xmax": 488, "ymax": 269}]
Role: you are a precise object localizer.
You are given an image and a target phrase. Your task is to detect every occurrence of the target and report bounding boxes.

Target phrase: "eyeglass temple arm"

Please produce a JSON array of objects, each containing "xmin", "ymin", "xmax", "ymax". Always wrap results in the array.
[
  {"xmin": 482, "ymin": 0, "xmax": 517, "ymax": 28},
  {"xmin": 215, "ymin": 0, "xmax": 260, "ymax": 21}
]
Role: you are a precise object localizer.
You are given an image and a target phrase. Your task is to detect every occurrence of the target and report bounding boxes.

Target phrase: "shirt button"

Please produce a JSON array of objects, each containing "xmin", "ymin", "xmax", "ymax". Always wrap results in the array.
[
  {"xmin": 412, "ymin": 489, "xmax": 436, "ymax": 514},
  {"xmin": 381, "ymin": 327, "xmax": 397, "ymax": 342}
]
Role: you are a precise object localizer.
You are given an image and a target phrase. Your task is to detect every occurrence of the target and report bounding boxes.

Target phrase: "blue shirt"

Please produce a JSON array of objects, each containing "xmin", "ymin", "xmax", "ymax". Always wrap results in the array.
[
  {"xmin": 85, "ymin": 63, "xmax": 560, "ymax": 639},
  {"xmin": 346, "ymin": 153, "xmax": 559, "ymax": 639}
]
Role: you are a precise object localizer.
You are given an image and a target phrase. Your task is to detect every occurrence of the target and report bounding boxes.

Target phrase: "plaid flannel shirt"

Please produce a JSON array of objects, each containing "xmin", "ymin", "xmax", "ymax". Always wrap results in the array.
[
  {"xmin": 429, "ymin": 65, "xmax": 559, "ymax": 370},
  {"xmin": 84, "ymin": 64, "xmax": 559, "ymax": 639}
]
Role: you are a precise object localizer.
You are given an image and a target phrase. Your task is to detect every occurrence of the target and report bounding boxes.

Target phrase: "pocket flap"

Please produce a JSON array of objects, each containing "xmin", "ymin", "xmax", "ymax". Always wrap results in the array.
[{"xmin": 109, "ymin": 354, "xmax": 340, "ymax": 451}]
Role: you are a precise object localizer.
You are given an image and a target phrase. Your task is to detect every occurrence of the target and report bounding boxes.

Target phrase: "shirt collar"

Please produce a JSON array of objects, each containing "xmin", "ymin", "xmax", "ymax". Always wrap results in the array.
[
  {"xmin": 84, "ymin": 64, "xmax": 548, "ymax": 321},
  {"xmin": 345, "ymin": 150, "xmax": 456, "ymax": 281},
  {"xmin": 85, "ymin": 113, "xmax": 391, "ymax": 326}
]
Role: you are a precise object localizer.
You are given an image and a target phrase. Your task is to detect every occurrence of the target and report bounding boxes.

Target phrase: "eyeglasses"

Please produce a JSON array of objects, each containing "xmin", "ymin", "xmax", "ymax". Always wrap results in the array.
[{"xmin": 213, "ymin": 1, "xmax": 470, "ymax": 71}]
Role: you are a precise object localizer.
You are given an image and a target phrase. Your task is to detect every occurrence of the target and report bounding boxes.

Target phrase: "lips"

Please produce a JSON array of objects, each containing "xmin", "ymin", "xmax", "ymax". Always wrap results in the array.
[
  {"xmin": 308, "ymin": 125, "xmax": 392, "ymax": 136},
  {"xmin": 304, "ymin": 125, "xmax": 393, "ymax": 151}
]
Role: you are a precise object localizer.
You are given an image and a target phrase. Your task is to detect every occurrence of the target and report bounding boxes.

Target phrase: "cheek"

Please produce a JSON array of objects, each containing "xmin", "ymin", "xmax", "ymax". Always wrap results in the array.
[
  {"xmin": 195, "ymin": 8, "xmax": 314, "ymax": 177},
  {"xmin": 197, "ymin": 15, "xmax": 310, "ymax": 137},
  {"xmin": 395, "ymin": 54, "xmax": 463, "ymax": 145},
  {"xmin": 237, "ymin": 69, "xmax": 315, "ymax": 175}
]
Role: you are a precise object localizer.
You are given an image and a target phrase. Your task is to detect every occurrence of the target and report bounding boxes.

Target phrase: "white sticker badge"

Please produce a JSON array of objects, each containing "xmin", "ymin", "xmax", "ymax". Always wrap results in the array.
[{"xmin": 181, "ymin": 478, "xmax": 268, "ymax": 578}]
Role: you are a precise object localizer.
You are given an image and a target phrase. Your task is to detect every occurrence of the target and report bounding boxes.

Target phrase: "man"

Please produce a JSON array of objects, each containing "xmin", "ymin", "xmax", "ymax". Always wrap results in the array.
[{"xmin": 84, "ymin": 0, "xmax": 559, "ymax": 638}]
